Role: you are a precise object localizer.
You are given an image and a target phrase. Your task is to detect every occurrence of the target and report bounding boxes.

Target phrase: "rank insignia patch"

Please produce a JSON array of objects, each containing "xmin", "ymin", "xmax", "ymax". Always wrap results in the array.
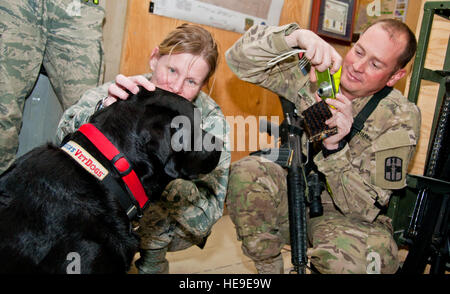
[{"xmin": 385, "ymin": 157, "xmax": 403, "ymax": 182}]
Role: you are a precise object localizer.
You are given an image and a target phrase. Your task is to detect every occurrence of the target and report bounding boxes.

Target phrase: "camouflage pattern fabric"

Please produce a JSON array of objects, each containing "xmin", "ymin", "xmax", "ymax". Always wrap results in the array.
[
  {"xmin": 227, "ymin": 156, "xmax": 399, "ymax": 274},
  {"xmin": 0, "ymin": 0, "xmax": 105, "ymax": 174},
  {"xmin": 226, "ymin": 156, "xmax": 289, "ymax": 274},
  {"xmin": 225, "ymin": 23, "xmax": 421, "ymax": 273},
  {"xmin": 56, "ymin": 73, "xmax": 231, "ymax": 273},
  {"xmin": 135, "ymin": 247, "xmax": 169, "ymax": 274},
  {"xmin": 308, "ymin": 209, "xmax": 399, "ymax": 274},
  {"xmin": 254, "ymin": 253, "xmax": 284, "ymax": 274}
]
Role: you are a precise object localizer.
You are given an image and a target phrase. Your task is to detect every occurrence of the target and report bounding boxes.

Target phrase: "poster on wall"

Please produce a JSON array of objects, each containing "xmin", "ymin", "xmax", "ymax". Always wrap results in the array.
[
  {"xmin": 322, "ymin": 0, "xmax": 350, "ymax": 36},
  {"xmin": 149, "ymin": 0, "xmax": 285, "ymax": 34},
  {"xmin": 310, "ymin": 0, "xmax": 357, "ymax": 43},
  {"xmin": 354, "ymin": 0, "xmax": 409, "ymax": 34}
]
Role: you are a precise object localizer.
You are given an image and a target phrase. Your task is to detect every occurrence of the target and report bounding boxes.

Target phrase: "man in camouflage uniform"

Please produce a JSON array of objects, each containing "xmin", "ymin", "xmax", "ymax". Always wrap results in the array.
[
  {"xmin": 0, "ymin": 0, "xmax": 105, "ymax": 174},
  {"xmin": 225, "ymin": 19, "xmax": 420, "ymax": 273},
  {"xmin": 56, "ymin": 71, "xmax": 231, "ymax": 273}
]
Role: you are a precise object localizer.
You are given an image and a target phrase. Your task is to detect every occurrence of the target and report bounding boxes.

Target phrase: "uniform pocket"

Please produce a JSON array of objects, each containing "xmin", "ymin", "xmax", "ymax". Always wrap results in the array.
[{"xmin": 372, "ymin": 130, "xmax": 416, "ymax": 190}]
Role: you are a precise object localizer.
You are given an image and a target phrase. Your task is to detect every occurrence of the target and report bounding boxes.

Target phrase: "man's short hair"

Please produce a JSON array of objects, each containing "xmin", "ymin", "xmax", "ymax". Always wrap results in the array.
[{"xmin": 365, "ymin": 19, "xmax": 417, "ymax": 69}]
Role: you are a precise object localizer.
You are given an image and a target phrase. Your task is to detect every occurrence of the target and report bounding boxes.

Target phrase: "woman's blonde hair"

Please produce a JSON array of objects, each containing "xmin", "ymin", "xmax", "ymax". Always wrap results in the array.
[{"xmin": 158, "ymin": 23, "xmax": 218, "ymax": 83}]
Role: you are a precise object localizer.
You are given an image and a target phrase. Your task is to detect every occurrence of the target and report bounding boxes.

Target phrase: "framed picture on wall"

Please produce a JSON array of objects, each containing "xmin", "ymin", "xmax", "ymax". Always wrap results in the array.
[{"xmin": 310, "ymin": 0, "xmax": 357, "ymax": 43}]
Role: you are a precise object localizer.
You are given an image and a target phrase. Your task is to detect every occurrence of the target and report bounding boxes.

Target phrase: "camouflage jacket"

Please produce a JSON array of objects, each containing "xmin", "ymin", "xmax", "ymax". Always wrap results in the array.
[
  {"xmin": 226, "ymin": 23, "xmax": 421, "ymax": 223},
  {"xmin": 56, "ymin": 73, "xmax": 231, "ymax": 241}
]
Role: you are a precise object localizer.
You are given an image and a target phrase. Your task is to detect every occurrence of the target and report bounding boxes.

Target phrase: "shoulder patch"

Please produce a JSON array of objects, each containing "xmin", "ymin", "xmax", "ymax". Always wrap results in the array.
[{"xmin": 384, "ymin": 156, "xmax": 403, "ymax": 182}]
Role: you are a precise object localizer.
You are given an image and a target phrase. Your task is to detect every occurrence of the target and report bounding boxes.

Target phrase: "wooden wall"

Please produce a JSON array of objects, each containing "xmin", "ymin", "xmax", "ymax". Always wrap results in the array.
[
  {"xmin": 103, "ymin": 0, "xmax": 128, "ymax": 82},
  {"xmin": 113, "ymin": 0, "xmax": 445, "ymax": 169}
]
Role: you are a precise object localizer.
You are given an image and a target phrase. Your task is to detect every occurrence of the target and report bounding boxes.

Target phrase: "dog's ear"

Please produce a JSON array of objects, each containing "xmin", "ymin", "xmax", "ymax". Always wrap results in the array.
[
  {"xmin": 163, "ymin": 148, "xmax": 223, "ymax": 180},
  {"xmin": 166, "ymin": 127, "xmax": 223, "ymax": 179},
  {"xmin": 163, "ymin": 155, "xmax": 180, "ymax": 179},
  {"xmin": 182, "ymin": 134, "xmax": 223, "ymax": 178},
  {"xmin": 140, "ymin": 119, "xmax": 222, "ymax": 180}
]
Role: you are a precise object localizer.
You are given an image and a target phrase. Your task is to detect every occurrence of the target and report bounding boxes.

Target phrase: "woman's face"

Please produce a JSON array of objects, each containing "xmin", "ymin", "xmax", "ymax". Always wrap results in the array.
[{"xmin": 149, "ymin": 49, "xmax": 210, "ymax": 101}]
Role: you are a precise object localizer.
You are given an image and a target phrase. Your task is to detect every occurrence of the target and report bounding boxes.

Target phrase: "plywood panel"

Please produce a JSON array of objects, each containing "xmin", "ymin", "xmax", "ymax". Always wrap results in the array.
[{"xmin": 103, "ymin": 0, "xmax": 128, "ymax": 82}]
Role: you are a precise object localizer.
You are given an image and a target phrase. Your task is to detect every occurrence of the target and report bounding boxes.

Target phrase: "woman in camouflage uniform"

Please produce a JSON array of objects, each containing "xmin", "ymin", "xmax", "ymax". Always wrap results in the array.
[
  {"xmin": 56, "ymin": 24, "xmax": 231, "ymax": 274},
  {"xmin": 225, "ymin": 19, "xmax": 420, "ymax": 274}
]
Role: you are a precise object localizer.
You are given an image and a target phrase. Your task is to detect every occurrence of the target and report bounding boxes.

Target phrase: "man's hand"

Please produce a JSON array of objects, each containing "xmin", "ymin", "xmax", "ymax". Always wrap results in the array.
[
  {"xmin": 103, "ymin": 74, "xmax": 156, "ymax": 107},
  {"xmin": 285, "ymin": 29, "xmax": 342, "ymax": 75},
  {"xmin": 315, "ymin": 93, "xmax": 353, "ymax": 150}
]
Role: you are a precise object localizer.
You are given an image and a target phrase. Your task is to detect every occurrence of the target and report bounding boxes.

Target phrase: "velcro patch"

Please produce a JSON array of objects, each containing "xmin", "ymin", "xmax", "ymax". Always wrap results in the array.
[{"xmin": 384, "ymin": 157, "xmax": 402, "ymax": 182}]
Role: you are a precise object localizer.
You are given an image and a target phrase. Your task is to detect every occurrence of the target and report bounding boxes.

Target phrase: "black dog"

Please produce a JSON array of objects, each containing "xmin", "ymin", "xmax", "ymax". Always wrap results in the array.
[{"xmin": 0, "ymin": 87, "xmax": 222, "ymax": 273}]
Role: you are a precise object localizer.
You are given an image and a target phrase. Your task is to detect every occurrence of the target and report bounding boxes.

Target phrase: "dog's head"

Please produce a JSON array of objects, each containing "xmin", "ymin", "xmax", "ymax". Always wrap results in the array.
[{"xmin": 89, "ymin": 87, "xmax": 223, "ymax": 201}]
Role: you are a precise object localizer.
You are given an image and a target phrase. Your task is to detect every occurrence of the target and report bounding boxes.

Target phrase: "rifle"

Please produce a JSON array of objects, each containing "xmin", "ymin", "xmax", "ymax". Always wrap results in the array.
[
  {"xmin": 282, "ymin": 97, "xmax": 327, "ymax": 274},
  {"xmin": 281, "ymin": 98, "xmax": 308, "ymax": 274},
  {"xmin": 256, "ymin": 97, "xmax": 323, "ymax": 274}
]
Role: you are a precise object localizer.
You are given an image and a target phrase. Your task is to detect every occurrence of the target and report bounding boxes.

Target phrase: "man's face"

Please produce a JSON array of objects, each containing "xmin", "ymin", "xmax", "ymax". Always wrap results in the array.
[
  {"xmin": 149, "ymin": 50, "xmax": 210, "ymax": 102},
  {"xmin": 339, "ymin": 24, "xmax": 407, "ymax": 100}
]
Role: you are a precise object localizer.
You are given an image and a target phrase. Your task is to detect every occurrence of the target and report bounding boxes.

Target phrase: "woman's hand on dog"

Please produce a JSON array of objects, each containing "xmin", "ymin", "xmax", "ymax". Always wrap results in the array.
[{"xmin": 104, "ymin": 74, "xmax": 156, "ymax": 107}]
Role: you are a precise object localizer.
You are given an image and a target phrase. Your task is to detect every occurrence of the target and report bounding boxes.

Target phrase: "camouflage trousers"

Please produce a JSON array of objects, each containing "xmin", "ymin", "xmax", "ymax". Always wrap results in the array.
[
  {"xmin": 135, "ymin": 179, "xmax": 210, "ymax": 274},
  {"xmin": 0, "ymin": 0, "xmax": 105, "ymax": 174},
  {"xmin": 226, "ymin": 156, "xmax": 399, "ymax": 274}
]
